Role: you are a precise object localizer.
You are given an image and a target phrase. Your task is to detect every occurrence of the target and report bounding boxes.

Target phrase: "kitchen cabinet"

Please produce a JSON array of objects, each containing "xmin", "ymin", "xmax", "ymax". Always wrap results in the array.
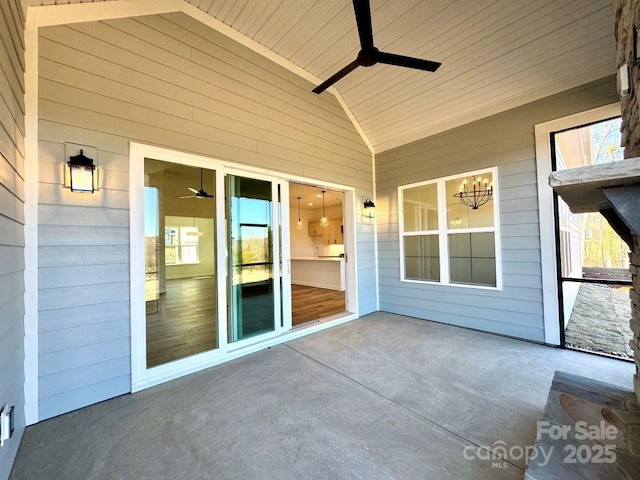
[
  {"xmin": 308, "ymin": 221, "xmax": 322, "ymax": 236},
  {"xmin": 323, "ymin": 218, "xmax": 343, "ymax": 245},
  {"xmin": 308, "ymin": 218, "xmax": 343, "ymax": 243}
]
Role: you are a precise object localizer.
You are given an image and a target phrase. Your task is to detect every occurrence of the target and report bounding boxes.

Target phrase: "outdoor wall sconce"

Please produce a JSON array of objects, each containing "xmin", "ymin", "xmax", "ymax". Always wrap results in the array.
[
  {"xmin": 65, "ymin": 149, "xmax": 97, "ymax": 193},
  {"xmin": 454, "ymin": 176, "xmax": 493, "ymax": 210},
  {"xmin": 362, "ymin": 197, "xmax": 376, "ymax": 218}
]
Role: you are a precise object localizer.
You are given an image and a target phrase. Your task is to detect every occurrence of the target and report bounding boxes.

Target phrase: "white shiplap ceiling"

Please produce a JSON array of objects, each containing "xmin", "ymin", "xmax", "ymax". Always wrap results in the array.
[{"xmin": 27, "ymin": 0, "xmax": 617, "ymax": 152}]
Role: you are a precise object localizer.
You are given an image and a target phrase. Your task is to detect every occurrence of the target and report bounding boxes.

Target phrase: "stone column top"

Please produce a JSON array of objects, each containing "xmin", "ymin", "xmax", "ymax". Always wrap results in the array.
[{"xmin": 548, "ymin": 157, "xmax": 640, "ymax": 213}]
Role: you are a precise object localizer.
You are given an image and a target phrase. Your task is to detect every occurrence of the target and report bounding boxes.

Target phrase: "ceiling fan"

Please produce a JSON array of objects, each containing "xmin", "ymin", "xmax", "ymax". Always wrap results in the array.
[
  {"xmin": 179, "ymin": 168, "xmax": 213, "ymax": 199},
  {"xmin": 312, "ymin": 0, "xmax": 441, "ymax": 94}
]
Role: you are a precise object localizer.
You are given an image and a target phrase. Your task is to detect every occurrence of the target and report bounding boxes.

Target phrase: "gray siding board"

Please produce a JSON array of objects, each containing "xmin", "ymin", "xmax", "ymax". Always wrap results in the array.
[
  {"xmin": 501, "ymin": 249, "xmax": 541, "ymax": 263},
  {"xmin": 38, "ymin": 204, "xmax": 129, "ymax": 227},
  {"xmin": 39, "ymin": 300, "xmax": 130, "ymax": 333},
  {"xmin": 379, "ymin": 284, "xmax": 543, "ymax": 316},
  {"xmin": 38, "ymin": 375, "xmax": 130, "ymax": 421},
  {"xmin": 0, "ymin": 213, "xmax": 24, "ymax": 246},
  {"xmin": 501, "ymin": 235, "xmax": 541, "ymax": 250},
  {"xmin": 0, "ymin": 183, "xmax": 24, "ymax": 223},
  {"xmin": 501, "ymin": 223, "xmax": 542, "ymax": 237},
  {"xmin": 39, "ymin": 245, "xmax": 129, "ymax": 268},
  {"xmin": 39, "ymin": 319, "xmax": 130, "ymax": 355},
  {"xmin": 40, "ymin": 120, "xmax": 130, "ymax": 156},
  {"xmin": 378, "ymin": 304, "xmax": 545, "ymax": 342},
  {"xmin": 39, "ymin": 225, "xmax": 129, "ymax": 247},
  {"xmin": 0, "ymin": 323, "xmax": 24, "ymax": 390},
  {"xmin": 0, "ymin": 271, "xmax": 24, "ymax": 308},
  {"xmin": 0, "ymin": 1, "xmax": 24, "ymax": 475},
  {"xmin": 39, "ymin": 356, "xmax": 130, "ymax": 398},
  {"xmin": 39, "ymin": 264, "xmax": 128, "ymax": 289},
  {"xmin": 37, "ymin": 11, "xmax": 373, "ymax": 421},
  {"xmin": 39, "ymin": 282, "xmax": 129, "ymax": 311},
  {"xmin": 0, "ymin": 295, "xmax": 23, "ymax": 348},
  {"xmin": 0, "ymin": 245, "xmax": 23, "ymax": 276},
  {"xmin": 39, "ymin": 337, "xmax": 130, "ymax": 377}
]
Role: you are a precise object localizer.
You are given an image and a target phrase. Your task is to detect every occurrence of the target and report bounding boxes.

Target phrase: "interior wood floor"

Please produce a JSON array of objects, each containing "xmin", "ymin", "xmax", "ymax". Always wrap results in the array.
[
  {"xmin": 291, "ymin": 284, "xmax": 346, "ymax": 326},
  {"xmin": 146, "ymin": 276, "xmax": 218, "ymax": 368},
  {"xmin": 146, "ymin": 279, "xmax": 346, "ymax": 367}
]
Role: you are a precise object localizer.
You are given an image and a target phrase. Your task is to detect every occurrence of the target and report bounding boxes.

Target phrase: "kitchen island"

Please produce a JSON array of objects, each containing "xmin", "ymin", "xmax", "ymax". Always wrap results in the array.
[{"xmin": 291, "ymin": 257, "xmax": 345, "ymax": 291}]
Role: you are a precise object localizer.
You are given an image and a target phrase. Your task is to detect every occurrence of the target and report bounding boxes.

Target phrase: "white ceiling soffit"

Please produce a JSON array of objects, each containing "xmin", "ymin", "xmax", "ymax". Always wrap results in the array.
[{"xmin": 28, "ymin": 0, "xmax": 616, "ymax": 153}]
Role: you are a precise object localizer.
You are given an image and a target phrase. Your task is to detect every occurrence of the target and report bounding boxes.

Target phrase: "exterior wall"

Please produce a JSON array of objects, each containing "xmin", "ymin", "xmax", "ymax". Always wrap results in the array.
[
  {"xmin": 375, "ymin": 76, "xmax": 618, "ymax": 342},
  {"xmin": 0, "ymin": 1, "xmax": 26, "ymax": 478},
  {"xmin": 614, "ymin": 0, "xmax": 640, "ymax": 403},
  {"xmin": 616, "ymin": 0, "xmax": 640, "ymax": 156},
  {"xmin": 36, "ymin": 12, "xmax": 372, "ymax": 419}
]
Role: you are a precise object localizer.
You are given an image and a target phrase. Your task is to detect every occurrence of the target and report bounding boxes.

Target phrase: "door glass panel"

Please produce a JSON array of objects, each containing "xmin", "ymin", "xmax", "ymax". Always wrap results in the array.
[
  {"xmin": 227, "ymin": 175, "xmax": 275, "ymax": 342},
  {"xmin": 144, "ymin": 159, "xmax": 218, "ymax": 367}
]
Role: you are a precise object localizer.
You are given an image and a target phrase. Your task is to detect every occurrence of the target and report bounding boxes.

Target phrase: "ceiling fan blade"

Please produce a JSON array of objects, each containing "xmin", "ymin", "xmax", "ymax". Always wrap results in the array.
[
  {"xmin": 376, "ymin": 51, "xmax": 441, "ymax": 72},
  {"xmin": 353, "ymin": 0, "xmax": 374, "ymax": 50},
  {"xmin": 188, "ymin": 187, "xmax": 199, "ymax": 194},
  {"xmin": 179, "ymin": 195, "xmax": 197, "ymax": 199},
  {"xmin": 313, "ymin": 59, "xmax": 361, "ymax": 94}
]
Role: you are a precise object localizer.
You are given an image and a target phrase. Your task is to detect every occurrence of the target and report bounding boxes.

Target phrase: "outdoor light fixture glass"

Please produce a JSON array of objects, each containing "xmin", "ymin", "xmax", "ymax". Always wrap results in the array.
[
  {"xmin": 296, "ymin": 196, "xmax": 303, "ymax": 230},
  {"xmin": 453, "ymin": 175, "xmax": 493, "ymax": 210},
  {"xmin": 319, "ymin": 190, "xmax": 329, "ymax": 227},
  {"xmin": 363, "ymin": 197, "xmax": 376, "ymax": 218},
  {"xmin": 67, "ymin": 149, "xmax": 96, "ymax": 193}
]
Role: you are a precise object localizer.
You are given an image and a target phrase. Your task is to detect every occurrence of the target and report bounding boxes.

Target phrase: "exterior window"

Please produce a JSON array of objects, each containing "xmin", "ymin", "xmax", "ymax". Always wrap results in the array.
[
  {"xmin": 165, "ymin": 226, "xmax": 200, "ymax": 265},
  {"xmin": 399, "ymin": 168, "xmax": 501, "ymax": 289}
]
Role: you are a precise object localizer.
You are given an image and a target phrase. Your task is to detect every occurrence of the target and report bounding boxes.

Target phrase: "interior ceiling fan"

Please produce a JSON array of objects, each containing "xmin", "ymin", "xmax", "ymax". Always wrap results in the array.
[
  {"xmin": 312, "ymin": 0, "xmax": 441, "ymax": 94},
  {"xmin": 179, "ymin": 168, "xmax": 213, "ymax": 199}
]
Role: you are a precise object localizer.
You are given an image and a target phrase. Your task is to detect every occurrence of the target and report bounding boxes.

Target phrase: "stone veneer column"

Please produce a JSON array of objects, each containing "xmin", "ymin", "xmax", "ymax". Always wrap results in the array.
[
  {"xmin": 632, "ymin": 235, "xmax": 640, "ymax": 403},
  {"xmin": 614, "ymin": 0, "xmax": 640, "ymax": 404}
]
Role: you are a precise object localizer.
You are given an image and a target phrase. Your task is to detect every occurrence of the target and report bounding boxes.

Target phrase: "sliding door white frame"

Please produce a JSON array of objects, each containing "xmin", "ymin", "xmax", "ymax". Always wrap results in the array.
[{"xmin": 130, "ymin": 143, "xmax": 358, "ymax": 392}]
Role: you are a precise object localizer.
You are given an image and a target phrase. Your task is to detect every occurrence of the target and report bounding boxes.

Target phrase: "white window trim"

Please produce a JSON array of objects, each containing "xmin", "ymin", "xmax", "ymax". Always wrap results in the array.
[
  {"xmin": 398, "ymin": 166, "xmax": 502, "ymax": 291},
  {"xmin": 165, "ymin": 226, "xmax": 201, "ymax": 266},
  {"xmin": 534, "ymin": 103, "xmax": 621, "ymax": 346}
]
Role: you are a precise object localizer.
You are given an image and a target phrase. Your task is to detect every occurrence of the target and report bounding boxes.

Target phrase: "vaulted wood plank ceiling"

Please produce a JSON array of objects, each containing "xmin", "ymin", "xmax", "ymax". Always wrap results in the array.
[{"xmin": 26, "ymin": 0, "xmax": 617, "ymax": 152}]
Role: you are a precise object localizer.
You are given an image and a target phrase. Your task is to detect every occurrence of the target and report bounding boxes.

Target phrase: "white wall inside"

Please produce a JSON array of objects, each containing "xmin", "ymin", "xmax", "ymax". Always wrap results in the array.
[{"xmin": 289, "ymin": 206, "xmax": 316, "ymax": 258}]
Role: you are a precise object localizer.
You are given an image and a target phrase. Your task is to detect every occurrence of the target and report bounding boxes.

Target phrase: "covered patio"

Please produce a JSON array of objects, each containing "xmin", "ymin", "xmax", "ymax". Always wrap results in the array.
[{"xmin": 9, "ymin": 313, "xmax": 633, "ymax": 479}]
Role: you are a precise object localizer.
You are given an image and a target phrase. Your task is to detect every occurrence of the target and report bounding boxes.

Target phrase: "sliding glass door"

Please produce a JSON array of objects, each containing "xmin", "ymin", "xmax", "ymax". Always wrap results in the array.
[
  {"xmin": 132, "ymin": 148, "xmax": 288, "ymax": 389},
  {"xmin": 226, "ymin": 175, "xmax": 279, "ymax": 342},
  {"xmin": 143, "ymin": 159, "xmax": 219, "ymax": 368}
]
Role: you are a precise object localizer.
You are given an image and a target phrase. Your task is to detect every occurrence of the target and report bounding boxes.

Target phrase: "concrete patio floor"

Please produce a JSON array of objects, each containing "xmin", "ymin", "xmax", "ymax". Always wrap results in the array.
[{"xmin": 9, "ymin": 312, "xmax": 634, "ymax": 480}]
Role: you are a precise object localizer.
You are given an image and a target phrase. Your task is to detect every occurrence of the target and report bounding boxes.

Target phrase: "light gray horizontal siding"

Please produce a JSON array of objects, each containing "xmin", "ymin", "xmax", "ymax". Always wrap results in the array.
[
  {"xmin": 37, "ymin": 11, "xmax": 372, "ymax": 419},
  {"xmin": 376, "ymin": 76, "xmax": 618, "ymax": 343},
  {"xmin": 0, "ymin": 1, "xmax": 25, "ymax": 477}
]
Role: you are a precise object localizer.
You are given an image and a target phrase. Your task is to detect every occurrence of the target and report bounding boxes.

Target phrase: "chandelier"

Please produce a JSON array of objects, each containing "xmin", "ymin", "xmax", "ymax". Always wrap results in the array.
[{"xmin": 453, "ymin": 176, "xmax": 493, "ymax": 210}]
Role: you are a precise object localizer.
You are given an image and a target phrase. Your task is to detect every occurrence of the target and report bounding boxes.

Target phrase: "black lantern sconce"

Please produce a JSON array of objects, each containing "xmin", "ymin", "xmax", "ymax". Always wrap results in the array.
[
  {"xmin": 363, "ymin": 197, "xmax": 376, "ymax": 218},
  {"xmin": 65, "ymin": 149, "xmax": 96, "ymax": 193}
]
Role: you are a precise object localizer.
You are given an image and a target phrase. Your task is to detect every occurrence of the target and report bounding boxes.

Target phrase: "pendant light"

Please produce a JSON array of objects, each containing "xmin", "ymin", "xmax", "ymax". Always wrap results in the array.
[
  {"xmin": 296, "ymin": 197, "xmax": 303, "ymax": 230},
  {"xmin": 320, "ymin": 190, "xmax": 329, "ymax": 227}
]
